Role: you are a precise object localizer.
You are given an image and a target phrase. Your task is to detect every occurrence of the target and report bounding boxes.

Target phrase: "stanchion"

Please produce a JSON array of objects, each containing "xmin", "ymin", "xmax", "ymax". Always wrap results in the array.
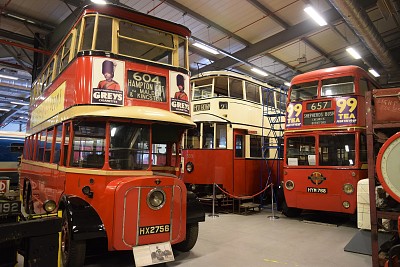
[
  {"xmin": 208, "ymin": 183, "xmax": 219, "ymax": 218},
  {"xmin": 268, "ymin": 184, "xmax": 279, "ymax": 220}
]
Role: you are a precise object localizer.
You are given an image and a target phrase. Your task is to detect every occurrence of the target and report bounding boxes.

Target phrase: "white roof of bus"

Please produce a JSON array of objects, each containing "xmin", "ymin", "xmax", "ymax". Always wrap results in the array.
[{"xmin": 192, "ymin": 71, "xmax": 276, "ymax": 89}]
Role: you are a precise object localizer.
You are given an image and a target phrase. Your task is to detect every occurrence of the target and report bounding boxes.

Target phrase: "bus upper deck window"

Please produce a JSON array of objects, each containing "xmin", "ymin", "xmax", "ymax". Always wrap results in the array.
[
  {"xmin": 95, "ymin": 16, "xmax": 112, "ymax": 51},
  {"xmin": 321, "ymin": 76, "xmax": 354, "ymax": 96},
  {"xmin": 118, "ymin": 21, "xmax": 174, "ymax": 64},
  {"xmin": 290, "ymin": 81, "xmax": 318, "ymax": 102},
  {"xmin": 192, "ymin": 78, "xmax": 213, "ymax": 100}
]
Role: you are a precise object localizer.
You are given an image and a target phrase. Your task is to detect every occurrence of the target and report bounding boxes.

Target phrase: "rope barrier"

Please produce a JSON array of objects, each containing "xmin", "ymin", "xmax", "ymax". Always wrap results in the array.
[{"xmin": 214, "ymin": 183, "xmax": 273, "ymax": 200}]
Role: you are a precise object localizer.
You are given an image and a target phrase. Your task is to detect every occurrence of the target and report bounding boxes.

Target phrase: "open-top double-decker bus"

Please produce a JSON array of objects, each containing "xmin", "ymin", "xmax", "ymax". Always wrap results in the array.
[
  {"xmin": 182, "ymin": 71, "xmax": 286, "ymax": 200},
  {"xmin": 19, "ymin": 4, "xmax": 204, "ymax": 266},
  {"xmin": 282, "ymin": 65, "xmax": 380, "ymax": 217}
]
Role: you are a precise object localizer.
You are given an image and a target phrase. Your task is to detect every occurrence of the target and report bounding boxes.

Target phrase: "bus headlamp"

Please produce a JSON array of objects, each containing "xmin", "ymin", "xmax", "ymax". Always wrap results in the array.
[
  {"xmin": 186, "ymin": 162, "xmax": 194, "ymax": 173},
  {"xmin": 343, "ymin": 201, "xmax": 350, "ymax": 209},
  {"xmin": 343, "ymin": 183, "xmax": 354, "ymax": 194},
  {"xmin": 43, "ymin": 200, "xmax": 57, "ymax": 213},
  {"xmin": 285, "ymin": 180, "xmax": 295, "ymax": 190},
  {"xmin": 82, "ymin": 186, "xmax": 94, "ymax": 198},
  {"xmin": 147, "ymin": 189, "xmax": 166, "ymax": 210}
]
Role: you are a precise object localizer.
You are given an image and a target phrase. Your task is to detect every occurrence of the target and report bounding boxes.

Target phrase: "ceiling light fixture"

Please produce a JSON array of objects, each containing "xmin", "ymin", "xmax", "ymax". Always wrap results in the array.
[
  {"xmin": 10, "ymin": 101, "xmax": 29, "ymax": 106},
  {"xmin": 304, "ymin": 6, "xmax": 327, "ymax": 26},
  {"xmin": 91, "ymin": 0, "xmax": 107, "ymax": 4},
  {"xmin": 193, "ymin": 42, "xmax": 219, "ymax": 55},
  {"xmin": 368, "ymin": 68, "xmax": 380, "ymax": 77},
  {"xmin": 284, "ymin": 82, "xmax": 291, "ymax": 87},
  {"xmin": 251, "ymin": 68, "xmax": 268, "ymax": 76},
  {"xmin": 0, "ymin": 74, "xmax": 18, "ymax": 80},
  {"xmin": 0, "ymin": 108, "xmax": 10, "ymax": 112},
  {"xmin": 346, "ymin": 47, "xmax": 362, "ymax": 59}
]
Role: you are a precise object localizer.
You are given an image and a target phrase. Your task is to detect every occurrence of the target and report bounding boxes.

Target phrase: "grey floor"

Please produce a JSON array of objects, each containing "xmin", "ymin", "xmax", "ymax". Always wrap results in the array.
[
  {"xmin": 17, "ymin": 208, "xmax": 372, "ymax": 267},
  {"xmin": 82, "ymin": 208, "xmax": 371, "ymax": 267}
]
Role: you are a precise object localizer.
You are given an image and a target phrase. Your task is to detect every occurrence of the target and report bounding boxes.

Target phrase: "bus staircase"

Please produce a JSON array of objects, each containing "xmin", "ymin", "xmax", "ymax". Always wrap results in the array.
[{"xmin": 261, "ymin": 86, "xmax": 286, "ymax": 212}]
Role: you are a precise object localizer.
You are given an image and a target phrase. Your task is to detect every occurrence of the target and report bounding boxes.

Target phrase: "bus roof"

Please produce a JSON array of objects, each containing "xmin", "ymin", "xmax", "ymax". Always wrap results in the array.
[
  {"xmin": 49, "ymin": 3, "xmax": 191, "ymax": 51},
  {"xmin": 290, "ymin": 65, "xmax": 376, "ymax": 84},
  {"xmin": 192, "ymin": 70, "xmax": 275, "ymax": 89}
]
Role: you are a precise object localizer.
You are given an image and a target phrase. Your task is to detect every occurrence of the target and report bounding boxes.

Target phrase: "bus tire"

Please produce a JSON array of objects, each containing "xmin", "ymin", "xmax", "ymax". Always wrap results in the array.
[
  {"xmin": 173, "ymin": 223, "xmax": 199, "ymax": 252},
  {"xmin": 23, "ymin": 181, "xmax": 34, "ymax": 214},
  {"xmin": 61, "ymin": 211, "xmax": 86, "ymax": 267},
  {"xmin": 282, "ymin": 200, "xmax": 302, "ymax": 217}
]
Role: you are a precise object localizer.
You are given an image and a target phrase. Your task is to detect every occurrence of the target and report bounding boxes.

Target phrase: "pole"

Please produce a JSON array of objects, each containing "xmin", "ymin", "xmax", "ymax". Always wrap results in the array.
[
  {"xmin": 208, "ymin": 183, "xmax": 219, "ymax": 217},
  {"xmin": 268, "ymin": 184, "xmax": 279, "ymax": 220}
]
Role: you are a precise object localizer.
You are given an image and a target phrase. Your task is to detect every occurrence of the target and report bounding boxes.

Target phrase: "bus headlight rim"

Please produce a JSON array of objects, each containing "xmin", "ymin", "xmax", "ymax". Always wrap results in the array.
[
  {"xmin": 147, "ymin": 189, "xmax": 166, "ymax": 210},
  {"xmin": 285, "ymin": 180, "xmax": 295, "ymax": 191},
  {"xmin": 43, "ymin": 200, "xmax": 57, "ymax": 213},
  {"xmin": 186, "ymin": 162, "xmax": 194, "ymax": 173}
]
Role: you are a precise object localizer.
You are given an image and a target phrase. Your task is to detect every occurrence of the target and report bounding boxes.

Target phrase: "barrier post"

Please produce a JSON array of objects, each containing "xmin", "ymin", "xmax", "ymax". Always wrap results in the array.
[
  {"xmin": 208, "ymin": 183, "xmax": 219, "ymax": 218},
  {"xmin": 268, "ymin": 184, "xmax": 279, "ymax": 220}
]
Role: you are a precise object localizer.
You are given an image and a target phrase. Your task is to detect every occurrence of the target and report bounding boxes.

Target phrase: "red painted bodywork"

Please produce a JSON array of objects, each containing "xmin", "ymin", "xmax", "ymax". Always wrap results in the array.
[{"xmin": 182, "ymin": 149, "xmax": 282, "ymax": 197}]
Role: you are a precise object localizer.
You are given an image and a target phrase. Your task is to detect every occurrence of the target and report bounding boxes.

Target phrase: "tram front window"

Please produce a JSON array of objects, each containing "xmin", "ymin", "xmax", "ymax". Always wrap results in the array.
[{"xmin": 109, "ymin": 123, "xmax": 150, "ymax": 170}]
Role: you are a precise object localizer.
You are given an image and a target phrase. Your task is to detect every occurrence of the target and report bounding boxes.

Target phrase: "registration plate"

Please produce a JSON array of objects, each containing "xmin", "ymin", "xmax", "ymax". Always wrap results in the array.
[
  {"xmin": 307, "ymin": 187, "xmax": 327, "ymax": 194},
  {"xmin": 0, "ymin": 200, "xmax": 21, "ymax": 216},
  {"xmin": 139, "ymin": 224, "xmax": 170, "ymax": 236}
]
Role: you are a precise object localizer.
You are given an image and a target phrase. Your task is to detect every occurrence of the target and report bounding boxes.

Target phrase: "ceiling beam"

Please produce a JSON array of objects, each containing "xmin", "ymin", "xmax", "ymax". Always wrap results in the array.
[
  {"xmin": 164, "ymin": 0, "xmax": 251, "ymax": 47},
  {"xmin": 199, "ymin": 8, "xmax": 343, "ymax": 73}
]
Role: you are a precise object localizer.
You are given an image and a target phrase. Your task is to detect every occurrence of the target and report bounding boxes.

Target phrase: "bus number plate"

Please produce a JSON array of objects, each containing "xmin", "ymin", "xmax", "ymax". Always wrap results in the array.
[
  {"xmin": 139, "ymin": 224, "xmax": 170, "ymax": 236},
  {"xmin": 0, "ymin": 200, "xmax": 21, "ymax": 216},
  {"xmin": 307, "ymin": 187, "xmax": 327, "ymax": 194}
]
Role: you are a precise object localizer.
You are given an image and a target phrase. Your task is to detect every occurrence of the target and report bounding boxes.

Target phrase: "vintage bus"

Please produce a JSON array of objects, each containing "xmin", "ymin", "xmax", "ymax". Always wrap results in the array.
[
  {"xmin": 282, "ymin": 65, "xmax": 380, "ymax": 217},
  {"xmin": 0, "ymin": 131, "xmax": 24, "ymax": 190},
  {"xmin": 19, "ymin": 4, "xmax": 204, "ymax": 267},
  {"xmin": 182, "ymin": 71, "xmax": 286, "ymax": 199}
]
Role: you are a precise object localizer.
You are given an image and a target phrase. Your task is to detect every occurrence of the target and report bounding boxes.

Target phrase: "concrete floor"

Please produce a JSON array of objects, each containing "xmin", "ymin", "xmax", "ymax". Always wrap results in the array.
[
  {"xmin": 79, "ymin": 208, "xmax": 371, "ymax": 267},
  {"xmin": 15, "ymin": 208, "xmax": 371, "ymax": 266}
]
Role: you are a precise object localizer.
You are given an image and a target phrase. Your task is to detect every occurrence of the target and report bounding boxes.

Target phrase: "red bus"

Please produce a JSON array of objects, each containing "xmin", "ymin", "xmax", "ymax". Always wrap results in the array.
[
  {"xmin": 19, "ymin": 4, "xmax": 204, "ymax": 266},
  {"xmin": 282, "ymin": 66, "xmax": 379, "ymax": 217},
  {"xmin": 182, "ymin": 71, "xmax": 286, "ymax": 199}
]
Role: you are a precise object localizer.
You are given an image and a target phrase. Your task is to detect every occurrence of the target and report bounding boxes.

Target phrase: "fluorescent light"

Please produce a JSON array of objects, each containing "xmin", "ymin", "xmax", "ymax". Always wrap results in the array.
[
  {"xmin": 91, "ymin": 0, "xmax": 107, "ymax": 4},
  {"xmin": 304, "ymin": 6, "xmax": 327, "ymax": 26},
  {"xmin": 345, "ymin": 145, "xmax": 349, "ymax": 152},
  {"xmin": 0, "ymin": 108, "xmax": 10, "ymax": 112},
  {"xmin": 193, "ymin": 42, "xmax": 219, "ymax": 55},
  {"xmin": 369, "ymin": 68, "xmax": 380, "ymax": 77},
  {"xmin": 10, "ymin": 101, "xmax": 29, "ymax": 106},
  {"xmin": 346, "ymin": 47, "xmax": 362, "ymax": 59},
  {"xmin": 0, "ymin": 74, "xmax": 18, "ymax": 80},
  {"xmin": 284, "ymin": 82, "xmax": 291, "ymax": 87},
  {"xmin": 251, "ymin": 68, "xmax": 268, "ymax": 76}
]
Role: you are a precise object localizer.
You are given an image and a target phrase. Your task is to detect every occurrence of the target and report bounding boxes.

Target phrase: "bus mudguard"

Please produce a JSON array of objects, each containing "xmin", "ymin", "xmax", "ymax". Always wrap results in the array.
[
  {"xmin": 60, "ymin": 195, "xmax": 106, "ymax": 241},
  {"xmin": 186, "ymin": 191, "xmax": 205, "ymax": 224}
]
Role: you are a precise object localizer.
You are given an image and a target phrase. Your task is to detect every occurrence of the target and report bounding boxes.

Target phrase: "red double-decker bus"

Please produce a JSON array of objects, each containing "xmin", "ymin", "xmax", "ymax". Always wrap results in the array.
[
  {"xmin": 19, "ymin": 4, "xmax": 204, "ymax": 266},
  {"xmin": 282, "ymin": 66, "xmax": 379, "ymax": 217}
]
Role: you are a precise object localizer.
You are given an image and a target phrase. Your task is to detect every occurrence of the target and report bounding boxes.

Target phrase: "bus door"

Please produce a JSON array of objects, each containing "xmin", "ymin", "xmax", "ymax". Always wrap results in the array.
[{"xmin": 233, "ymin": 129, "xmax": 246, "ymax": 195}]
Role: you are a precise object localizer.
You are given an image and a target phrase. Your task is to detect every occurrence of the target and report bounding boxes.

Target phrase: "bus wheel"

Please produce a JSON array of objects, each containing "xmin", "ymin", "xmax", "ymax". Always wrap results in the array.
[
  {"xmin": 282, "ymin": 201, "xmax": 302, "ymax": 217},
  {"xmin": 61, "ymin": 212, "xmax": 86, "ymax": 267},
  {"xmin": 23, "ymin": 182, "xmax": 34, "ymax": 214},
  {"xmin": 173, "ymin": 223, "xmax": 199, "ymax": 252}
]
